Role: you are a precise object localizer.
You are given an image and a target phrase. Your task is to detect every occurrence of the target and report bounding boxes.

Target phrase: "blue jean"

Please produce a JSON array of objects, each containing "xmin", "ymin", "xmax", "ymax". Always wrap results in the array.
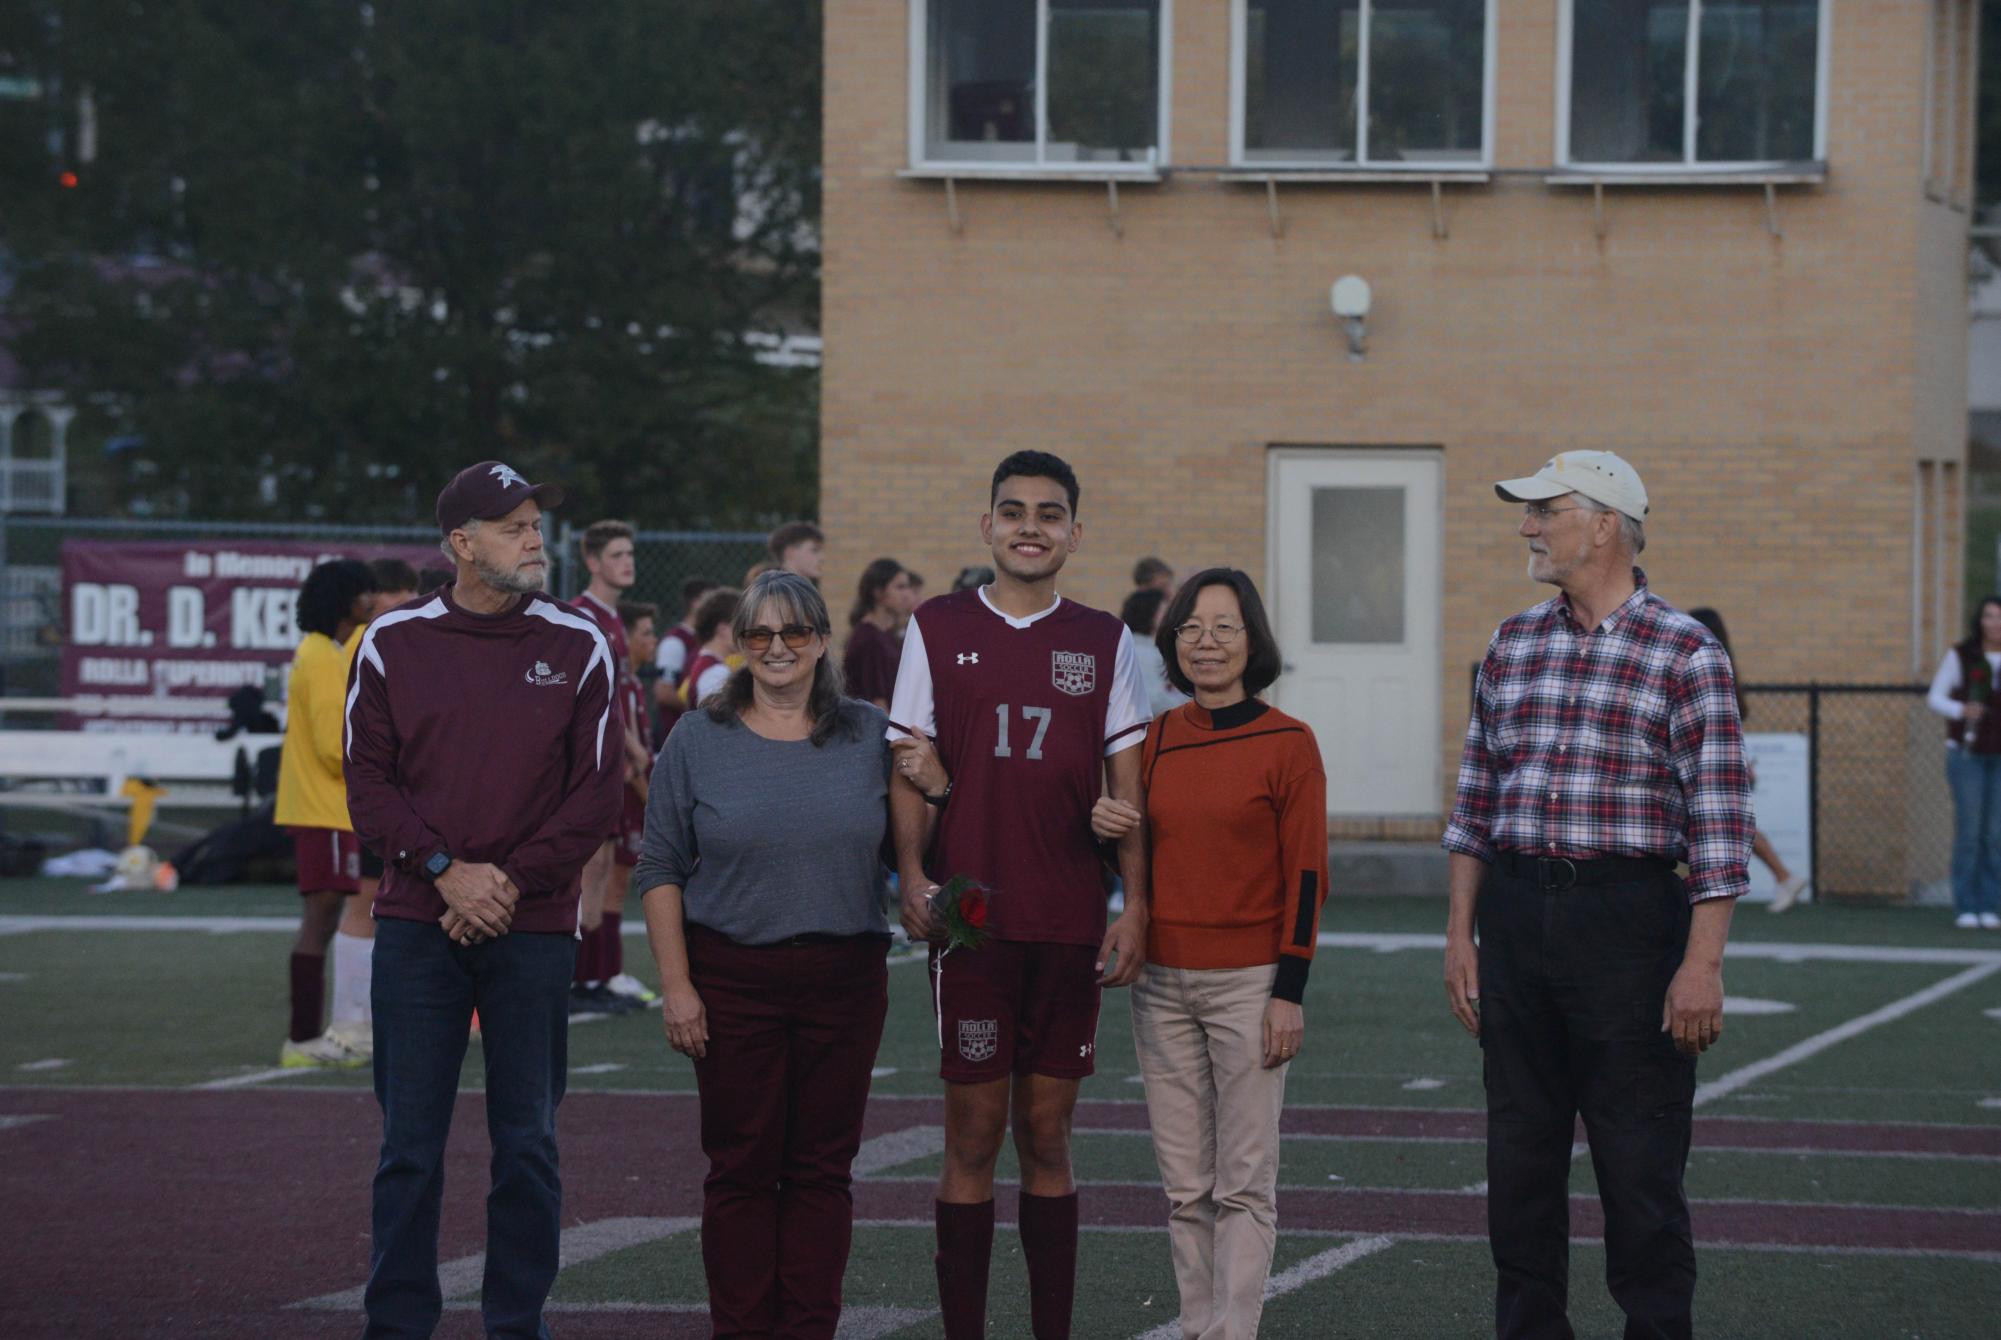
[
  {"xmin": 364, "ymin": 916, "xmax": 576, "ymax": 1339},
  {"xmin": 1946, "ymin": 751, "xmax": 2001, "ymax": 916}
]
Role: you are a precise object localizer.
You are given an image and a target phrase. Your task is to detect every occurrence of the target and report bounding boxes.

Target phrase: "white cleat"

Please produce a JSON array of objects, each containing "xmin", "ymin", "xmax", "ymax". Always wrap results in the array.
[
  {"xmin": 322, "ymin": 1021, "xmax": 373, "ymax": 1062},
  {"xmin": 280, "ymin": 1032, "xmax": 368, "ymax": 1069},
  {"xmin": 1768, "ymin": 874, "xmax": 1808, "ymax": 913},
  {"xmin": 605, "ymin": 973, "xmax": 659, "ymax": 1005},
  {"xmin": 1955, "ymin": 912, "xmax": 1981, "ymax": 930}
]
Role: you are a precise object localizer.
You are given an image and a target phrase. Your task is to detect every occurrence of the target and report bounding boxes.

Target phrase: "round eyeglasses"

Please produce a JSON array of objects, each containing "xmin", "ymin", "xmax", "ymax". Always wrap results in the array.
[{"xmin": 1173, "ymin": 622, "xmax": 1243, "ymax": 645}]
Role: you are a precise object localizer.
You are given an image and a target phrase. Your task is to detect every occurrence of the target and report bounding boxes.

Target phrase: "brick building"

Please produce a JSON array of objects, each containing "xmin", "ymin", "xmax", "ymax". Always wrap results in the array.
[{"xmin": 819, "ymin": 0, "xmax": 1983, "ymax": 842}]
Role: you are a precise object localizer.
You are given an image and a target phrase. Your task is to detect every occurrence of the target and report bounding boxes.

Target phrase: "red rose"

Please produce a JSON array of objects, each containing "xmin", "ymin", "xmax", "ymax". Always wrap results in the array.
[{"xmin": 960, "ymin": 889, "xmax": 988, "ymax": 930}]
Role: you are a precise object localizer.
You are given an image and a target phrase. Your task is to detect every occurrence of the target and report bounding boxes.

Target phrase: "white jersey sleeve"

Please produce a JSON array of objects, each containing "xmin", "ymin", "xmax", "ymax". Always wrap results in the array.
[
  {"xmin": 695, "ymin": 661, "xmax": 731, "ymax": 701},
  {"xmin": 1104, "ymin": 625, "xmax": 1151, "ymax": 757},
  {"xmin": 656, "ymin": 634, "xmax": 689, "ymax": 682},
  {"xmin": 885, "ymin": 613, "xmax": 936, "ymax": 741}
]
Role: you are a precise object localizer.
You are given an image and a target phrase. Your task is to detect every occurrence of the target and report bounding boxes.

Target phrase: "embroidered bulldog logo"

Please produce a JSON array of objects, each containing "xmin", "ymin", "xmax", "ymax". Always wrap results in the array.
[
  {"xmin": 1051, "ymin": 650, "xmax": 1096, "ymax": 696},
  {"xmin": 958, "ymin": 1018, "xmax": 998, "ymax": 1062},
  {"xmin": 524, "ymin": 660, "xmax": 568, "ymax": 687}
]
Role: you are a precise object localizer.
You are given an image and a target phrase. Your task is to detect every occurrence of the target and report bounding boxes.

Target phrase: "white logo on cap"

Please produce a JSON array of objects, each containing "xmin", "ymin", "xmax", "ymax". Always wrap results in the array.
[{"xmin": 489, "ymin": 463, "xmax": 527, "ymax": 490}]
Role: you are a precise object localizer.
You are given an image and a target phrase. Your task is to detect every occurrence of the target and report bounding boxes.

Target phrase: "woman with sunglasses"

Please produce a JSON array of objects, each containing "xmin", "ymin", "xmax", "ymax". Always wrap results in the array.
[
  {"xmin": 634, "ymin": 569, "xmax": 899, "ymax": 1339},
  {"xmin": 1091, "ymin": 568, "xmax": 1328, "ymax": 1340}
]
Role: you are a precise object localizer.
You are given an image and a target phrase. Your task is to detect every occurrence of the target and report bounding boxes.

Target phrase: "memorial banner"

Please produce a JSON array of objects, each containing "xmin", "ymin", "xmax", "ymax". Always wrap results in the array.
[{"xmin": 60, "ymin": 539, "xmax": 441, "ymax": 733}]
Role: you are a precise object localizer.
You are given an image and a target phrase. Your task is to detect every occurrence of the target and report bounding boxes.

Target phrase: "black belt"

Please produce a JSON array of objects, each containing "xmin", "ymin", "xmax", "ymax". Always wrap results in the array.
[{"xmin": 1495, "ymin": 849, "xmax": 1673, "ymax": 892}]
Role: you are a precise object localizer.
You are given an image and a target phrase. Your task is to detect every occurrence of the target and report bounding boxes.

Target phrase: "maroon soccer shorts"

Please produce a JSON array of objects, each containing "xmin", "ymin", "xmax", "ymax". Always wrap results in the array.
[
  {"xmin": 930, "ymin": 939, "xmax": 1102, "ymax": 1083},
  {"xmin": 289, "ymin": 827, "xmax": 360, "ymax": 895},
  {"xmin": 614, "ymin": 788, "xmax": 645, "ymax": 866}
]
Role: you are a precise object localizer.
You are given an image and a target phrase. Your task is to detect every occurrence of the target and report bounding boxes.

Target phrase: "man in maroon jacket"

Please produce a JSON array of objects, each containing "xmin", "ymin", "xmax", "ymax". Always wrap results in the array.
[{"xmin": 344, "ymin": 459, "xmax": 623, "ymax": 1340}]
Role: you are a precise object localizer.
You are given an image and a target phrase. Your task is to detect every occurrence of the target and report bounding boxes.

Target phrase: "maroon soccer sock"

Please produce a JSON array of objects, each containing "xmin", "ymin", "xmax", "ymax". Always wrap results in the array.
[
  {"xmin": 288, "ymin": 952, "xmax": 325, "ymax": 1042},
  {"xmin": 934, "ymin": 1199, "xmax": 995, "ymax": 1340},
  {"xmin": 602, "ymin": 911, "xmax": 623, "ymax": 978},
  {"xmin": 1018, "ymin": 1190, "xmax": 1079, "ymax": 1340}
]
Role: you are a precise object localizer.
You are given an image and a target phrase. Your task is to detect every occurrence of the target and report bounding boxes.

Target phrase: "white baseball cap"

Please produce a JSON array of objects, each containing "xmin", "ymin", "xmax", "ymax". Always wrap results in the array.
[{"xmin": 1495, "ymin": 451, "xmax": 1649, "ymax": 522}]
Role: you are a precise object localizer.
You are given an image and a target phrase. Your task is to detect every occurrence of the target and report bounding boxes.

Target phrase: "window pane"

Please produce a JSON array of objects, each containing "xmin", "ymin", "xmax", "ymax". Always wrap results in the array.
[
  {"xmin": 1244, "ymin": 0, "xmax": 1360, "ymax": 163},
  {"xmin": 1046, "ymin": 0, "xmax": 1161, "ymax": 163},
  {"xmin": 1366, "ymin": 0, "xmax": 1486, "ymax": 163},
  {"xmin": 1696, "ymin": 0, "xmax": 1819, "ymax": 162},
  {"xmin": 1569, "ymin": 0, "xmax": 1688, "ymax": 163},
  {"xmin": 1311, "ymin": 487, "xmax": 1405, "ymax": 645},
  {"xmin": 926, "ymin": 0, "xmax": 1035, "ymax": 162}
]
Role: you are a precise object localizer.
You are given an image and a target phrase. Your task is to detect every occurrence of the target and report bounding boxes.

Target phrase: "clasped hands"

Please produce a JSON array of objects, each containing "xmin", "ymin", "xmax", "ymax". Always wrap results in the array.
[{"xmin": 436, "ymin": 861, "xmax": 521, "ymax": 946}]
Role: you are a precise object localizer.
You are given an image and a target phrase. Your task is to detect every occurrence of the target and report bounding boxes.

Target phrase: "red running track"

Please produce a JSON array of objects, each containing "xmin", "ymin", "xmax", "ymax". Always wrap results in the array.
[{"xmin": 1, "ymin": 1088, "xmax": 1993, "ymax": 1338}]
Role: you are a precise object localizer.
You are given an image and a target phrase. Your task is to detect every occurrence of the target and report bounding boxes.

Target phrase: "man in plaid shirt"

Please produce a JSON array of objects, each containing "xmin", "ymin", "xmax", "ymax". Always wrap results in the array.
[{"xmin": 1441, "ymin": 451, "xmax": 1751, "ymax": 1340}]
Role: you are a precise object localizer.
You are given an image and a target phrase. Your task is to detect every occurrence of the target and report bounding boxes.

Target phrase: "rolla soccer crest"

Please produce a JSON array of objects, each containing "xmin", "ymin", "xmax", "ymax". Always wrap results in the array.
[
  {"xmin": 958, "ymin": 1018, "xmax": 998, "ymax": 1062},
  {"xmin": 1051, "ymin": 650, "xmax": 1097, "ymax": 696}
]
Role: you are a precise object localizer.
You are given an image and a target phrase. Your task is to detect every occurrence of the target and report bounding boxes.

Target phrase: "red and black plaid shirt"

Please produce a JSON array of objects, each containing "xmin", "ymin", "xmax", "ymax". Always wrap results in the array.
[{"xmin": 1442, "ymin": 569, "xmax": 1752, "ymax": 903}]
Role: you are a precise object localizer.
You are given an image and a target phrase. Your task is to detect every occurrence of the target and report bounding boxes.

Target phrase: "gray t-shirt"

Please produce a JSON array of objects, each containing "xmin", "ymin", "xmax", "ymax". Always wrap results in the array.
[{"xmin": 635, "ymin": 700, "xmax": 892, "ymax": 944}]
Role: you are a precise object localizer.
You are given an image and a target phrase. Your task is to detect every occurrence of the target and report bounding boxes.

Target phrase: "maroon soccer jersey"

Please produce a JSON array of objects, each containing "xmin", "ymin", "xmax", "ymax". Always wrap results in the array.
[
  {"xmin": 888, "ymin": 587, "xmax": 1150, "ymax": 947},
  {"xmin": 575, "ymin": 590, "xmax": 633, "ymax": 689}
]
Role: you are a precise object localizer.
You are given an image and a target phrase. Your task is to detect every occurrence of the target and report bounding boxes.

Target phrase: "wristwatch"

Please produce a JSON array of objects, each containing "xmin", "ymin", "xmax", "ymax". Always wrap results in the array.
[
  {"xmin": 924, "ymin": 780, "xmax": 953, "ymax": 808},
  {"xmin": 420, "ymin": 849, "xmax": 453, "ymax": 881}
]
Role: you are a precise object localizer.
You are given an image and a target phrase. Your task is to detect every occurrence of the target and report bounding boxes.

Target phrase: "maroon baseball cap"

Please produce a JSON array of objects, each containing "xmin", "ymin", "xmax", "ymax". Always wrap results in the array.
[{"xmin": 434, "ymin": 460, "xmax": 566, "ymax": 536}]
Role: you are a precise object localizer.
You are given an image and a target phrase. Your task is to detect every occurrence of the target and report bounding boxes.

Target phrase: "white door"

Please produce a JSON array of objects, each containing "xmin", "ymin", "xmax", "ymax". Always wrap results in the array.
[{"xmin": 1268, "ymin": 451, "xmax": 1441, "ymax": 816}]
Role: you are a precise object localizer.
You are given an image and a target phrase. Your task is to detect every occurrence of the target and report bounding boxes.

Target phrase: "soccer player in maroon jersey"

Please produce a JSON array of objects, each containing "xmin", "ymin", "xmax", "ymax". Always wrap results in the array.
[
  {"xmin": 572, "ymin": 520, "xmax": 652, "ymax": 1012},
  {"xmin": 887, "ymin": 450, "xmax": 1152, "ymax": 1340}
]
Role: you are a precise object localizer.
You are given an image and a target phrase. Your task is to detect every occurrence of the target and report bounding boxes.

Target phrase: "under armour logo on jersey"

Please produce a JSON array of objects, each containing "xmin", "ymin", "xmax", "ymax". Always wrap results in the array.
[
  {"xmin": 489, "ymin": 462, "xmax": 527, "ymax": 489},
  {"xmin": 957, "ymin": 652, "xmax": 979, "ymax": 665}
]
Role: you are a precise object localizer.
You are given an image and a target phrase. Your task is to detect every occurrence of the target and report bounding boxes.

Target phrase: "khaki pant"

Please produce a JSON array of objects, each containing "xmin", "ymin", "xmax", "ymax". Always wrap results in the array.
[{"xmin": 1131, "ymin": 963, "xmax": 1289, "ymax": 1340}]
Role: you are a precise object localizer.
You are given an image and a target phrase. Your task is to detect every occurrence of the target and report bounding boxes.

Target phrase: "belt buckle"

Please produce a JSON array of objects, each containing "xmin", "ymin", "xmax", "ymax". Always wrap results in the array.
[{"xmin": 1537, "ymin": 857, "xmax": 1578, "ymax": 892}]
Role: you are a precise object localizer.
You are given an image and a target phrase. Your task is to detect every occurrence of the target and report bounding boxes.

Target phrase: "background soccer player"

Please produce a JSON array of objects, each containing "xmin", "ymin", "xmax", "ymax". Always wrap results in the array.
[
  {"xmin": 887, "ymin": 450, "xmax": 1151, "ymax": 1340},
  {"xmin": 572, "ymin": 520, "xmax": 652, "ymax": 1013},
  {"xmin": 604, "ymin": 601, "xmax": 661, "ymax": 1006}
]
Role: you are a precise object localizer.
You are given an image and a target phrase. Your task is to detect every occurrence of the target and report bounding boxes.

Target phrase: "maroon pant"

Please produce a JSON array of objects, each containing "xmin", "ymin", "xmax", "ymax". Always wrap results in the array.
[{"xmin": 687, "ymin": 925, "xmax": 891, "ymax": 1340}]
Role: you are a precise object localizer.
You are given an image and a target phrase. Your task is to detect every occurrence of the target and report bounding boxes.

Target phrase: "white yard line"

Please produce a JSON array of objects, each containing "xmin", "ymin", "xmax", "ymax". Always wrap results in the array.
[
  {"xmin": 1454, "ymin": 958, "xmax": 2001, "ymax": 1193},
  {"xmin": 1317, "ymin": 931, "xmax": 2001, "ymax": 967},
  {"xmin": 1129, "ymin": 1235, "xmax": 1398, "ymax": 1340},
  {"xmin": 1695, "ymin": 960, "xmax": 2001, "ymax": 1106},
  {"xmin": 1055, "ymin": 1126, "xmax": 2001, "ymax": 1162},
  {"xmin": 0, "ymin": 1114, "xmax": 53, "ymax": 1132},
  {"xmin": 0, "ymin": 915, "xmax": 297, "ymax": 935},
  {"xmin": 852, "ymin": 1124, "xmax": 945, "ymax": 1178},
  {"xmin": 290, "ymin": 1215, "xmax": 700, "ymax": 1311},
  {"xmin": 192, "ymin": 1066, "xmax": 312, "ymax": 1091}
]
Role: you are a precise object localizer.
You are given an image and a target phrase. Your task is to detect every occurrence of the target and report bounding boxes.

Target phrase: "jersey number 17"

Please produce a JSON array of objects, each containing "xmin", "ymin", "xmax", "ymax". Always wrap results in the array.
[{"xmin": 994, "ymin": 704, "xmax": 1052, "ymax": 760}]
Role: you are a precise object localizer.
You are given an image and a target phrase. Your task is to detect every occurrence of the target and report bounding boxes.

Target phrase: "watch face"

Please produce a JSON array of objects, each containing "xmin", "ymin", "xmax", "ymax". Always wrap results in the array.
[{"xmin": 425, "ymin": 853, "xmax": 451, "ymax": 878}]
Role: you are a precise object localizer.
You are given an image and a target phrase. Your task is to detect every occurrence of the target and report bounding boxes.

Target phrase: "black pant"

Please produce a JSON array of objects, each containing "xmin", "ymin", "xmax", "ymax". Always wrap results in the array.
[{"xmin": 1477, "ymin": 861, "xmax": 1698, "ymax": 1340}]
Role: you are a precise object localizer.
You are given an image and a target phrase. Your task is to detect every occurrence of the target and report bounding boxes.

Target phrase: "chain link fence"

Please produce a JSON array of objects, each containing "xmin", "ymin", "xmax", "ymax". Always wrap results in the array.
[
  {"xmin": 0, "ymin": 514, "xmax": 768, "ymax": 700},
  {"xmin": 1741, "ymin": 683, "xmax": 1951, "ymax": 902}
]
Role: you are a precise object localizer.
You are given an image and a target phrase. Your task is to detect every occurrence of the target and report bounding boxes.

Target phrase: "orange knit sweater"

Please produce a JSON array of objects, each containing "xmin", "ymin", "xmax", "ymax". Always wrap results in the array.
[{"xmin": 1142, "ymin": 699, "xmax": 1328, "ymax": 1002}]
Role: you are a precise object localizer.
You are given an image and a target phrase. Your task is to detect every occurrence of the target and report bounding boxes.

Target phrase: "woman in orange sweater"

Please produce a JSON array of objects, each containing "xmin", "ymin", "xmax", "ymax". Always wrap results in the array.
[{"xmin": 1093, "ymin": 567, "xmax": 1327, "ymax": 1340}]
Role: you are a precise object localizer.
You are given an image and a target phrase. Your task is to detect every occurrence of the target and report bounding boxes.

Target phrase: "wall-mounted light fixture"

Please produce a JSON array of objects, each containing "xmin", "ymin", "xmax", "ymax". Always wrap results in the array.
[{"xmin": 1331, "ymin": 276, "xmax": 1371, "ymax": 362}]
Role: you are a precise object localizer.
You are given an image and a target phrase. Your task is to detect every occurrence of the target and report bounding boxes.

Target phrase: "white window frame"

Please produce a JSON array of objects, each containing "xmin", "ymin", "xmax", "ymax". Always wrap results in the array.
[
  {"xmin": 1227, "ymin": 0, "xmax": 1496, "ymax": 171},
  {"xmin": 907, "ymin": 0, "xmax": 1174, "ymax": 177},
  {"xmin": 1555, "ymin": 0, "xmax": 1831, "ymax": 173}
]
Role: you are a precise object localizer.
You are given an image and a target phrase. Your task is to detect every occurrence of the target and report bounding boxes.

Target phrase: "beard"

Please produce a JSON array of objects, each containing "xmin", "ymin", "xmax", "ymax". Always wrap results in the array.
[
  {"xmin": 476, "ymin": 554, "xmax": 546, "ymax": 594},
  {"xmin": 1526, "ymin": 548, "xmax": 1569, "ymax": 585}
]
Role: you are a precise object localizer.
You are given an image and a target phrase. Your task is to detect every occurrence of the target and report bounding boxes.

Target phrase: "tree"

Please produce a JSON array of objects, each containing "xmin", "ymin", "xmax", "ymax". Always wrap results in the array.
[{"xmin": 0, "ymin": 1, "xmax": 821, "ymax": 526}]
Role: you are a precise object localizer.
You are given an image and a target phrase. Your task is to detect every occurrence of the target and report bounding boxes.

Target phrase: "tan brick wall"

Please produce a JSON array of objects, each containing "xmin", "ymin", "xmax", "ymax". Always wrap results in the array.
[{"xmin": 821, "ymin": 0, "xmax": 1973, "ymax": 819}]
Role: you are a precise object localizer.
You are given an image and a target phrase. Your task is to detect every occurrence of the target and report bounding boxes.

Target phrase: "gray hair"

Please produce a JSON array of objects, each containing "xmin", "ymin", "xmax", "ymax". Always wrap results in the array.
[
  {"xmin": 438, "ymin": 517, "xmax": 481, "ymax": 562},
  {"xmin": 731, "ymin": 568, "xmax": 834, "ymax": 647},
  {"xmin": 705, "ymin": 569, "xmax": 855, "ymax": 747},
  {"xmin": 1577, "ymin": 495, "xmax": 1646, "ymax": 556}
]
